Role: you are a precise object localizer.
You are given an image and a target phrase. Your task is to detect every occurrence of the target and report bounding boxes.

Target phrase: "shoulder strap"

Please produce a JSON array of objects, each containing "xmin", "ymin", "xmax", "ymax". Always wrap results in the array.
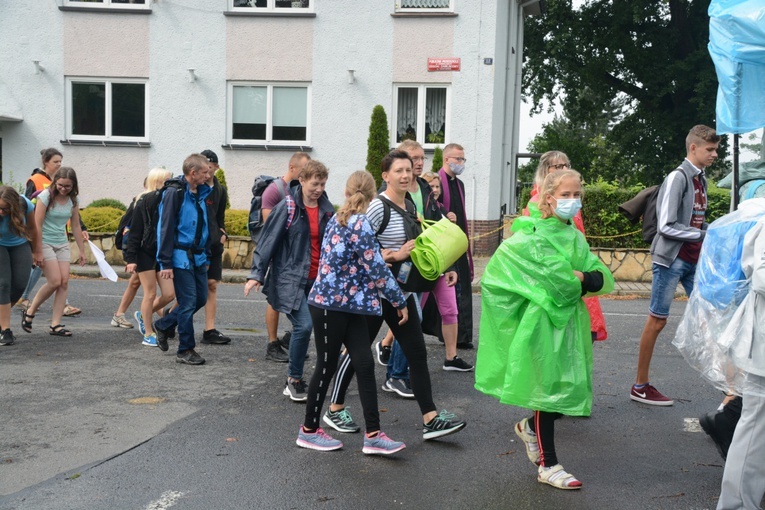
[
  {"xmin": 285, "ymin": 195, "xmax": 297, "ymax": 230},
  {"xmin": 375, "ymin": 196, "xmax": 392, "ymax": 235},
  {"xmin": 277, "ymin": 179, "xmax": 287, "ymax": 200}
]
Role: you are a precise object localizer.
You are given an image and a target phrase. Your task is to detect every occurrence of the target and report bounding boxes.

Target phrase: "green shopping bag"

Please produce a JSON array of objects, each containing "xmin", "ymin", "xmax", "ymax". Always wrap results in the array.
[{"xmin": 411, "ymin": 217, "xmax": 469, "ymax": 280}]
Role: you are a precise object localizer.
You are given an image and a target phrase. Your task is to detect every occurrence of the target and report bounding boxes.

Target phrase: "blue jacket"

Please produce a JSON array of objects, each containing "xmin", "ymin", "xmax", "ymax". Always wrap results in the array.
[
  {"xmin": 156, "ymin": 176, "xmax": 213, "ymax": 270},
  {"xmin": 249, "ymin": 186, "xmax": 335, "ymax": 313},
  {"xmin": 309, "ymin": 214, "xmax": 406, "ymax": 315}
]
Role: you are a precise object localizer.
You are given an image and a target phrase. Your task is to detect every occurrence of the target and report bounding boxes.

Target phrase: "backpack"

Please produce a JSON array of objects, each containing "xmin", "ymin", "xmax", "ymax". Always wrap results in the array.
[
  {"xmin": 114, "ymin": 199, "xmax": 136, "ymax": 251},
  {"xmin": 375, "ymin": 195, "xmax": 437, "ymax": 293},
  {"xmin": 248, "ymin": 176, "xmax": 286, "ymax": 243},
  {"xmin": 618, "ymin": 170, "xmax": 688, "ymax": 244},
  {"xmin": 141, "ymin": 180, "xmax": 184, "ymax": 252}
]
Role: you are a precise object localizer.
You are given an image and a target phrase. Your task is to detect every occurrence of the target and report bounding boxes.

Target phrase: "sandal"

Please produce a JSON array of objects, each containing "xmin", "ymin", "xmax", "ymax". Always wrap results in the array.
[
  {"xmin": 63, "ymin": 305, "xmax": 82, "ymax": 317},
  {"xmin": 21, "ymin": 311, "xmax": 35, "ymax": 333},
  {"xmin": 537, "ymin": 464, "xmax": 582, "ymax": 490},
  {"xmin": 49, "ymin": 324, "xmax": 72, "ymax": 337}
]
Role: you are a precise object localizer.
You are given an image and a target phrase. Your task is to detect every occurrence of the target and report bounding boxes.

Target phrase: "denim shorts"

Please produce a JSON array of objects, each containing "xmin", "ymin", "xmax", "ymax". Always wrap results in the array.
[{"xmin": 649, "ymin": 258, "xmax": 696, "ymax": 318}]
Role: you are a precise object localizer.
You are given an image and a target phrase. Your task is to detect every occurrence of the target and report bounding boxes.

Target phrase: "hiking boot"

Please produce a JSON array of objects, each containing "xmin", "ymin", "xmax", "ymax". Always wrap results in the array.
[
  {"xmin": 362, "ymin": 432, "xmax": 406, "ymax": 455},
  {"xmin": 456, "ymin": 342, "xmax": 474, "ymax": 350},
  {"xmin": 153, "ymin": 321, "xmax": 171, "ymax": 352},
  {"xmin": 537, "ymin": 464, "xmax": 582, "ymax": 490},
  {"xmin": 142, "ymin": 333, "xmax": 158, "ymax": 347},
  {"xmin": 514, "ymin": 417, "xmax": 540, "ymax": 465},
  {"xmin": 134, "ymin": 311, "xmax": 146, "ymax": 336},
  {"xmin": 279, "ymin": 331, "xmax": 291, "ymax": 350},
  {"xmin": 423, "ymin": 410, "xmax": 466, "ymax": 440},
  {"xmin": 176, "ymin": 349, "xmax": 205, "ymax": 365},
  {"xmin": 699, "ymin": 411, "xmax": 736, "ymax": 460},
  {"xmin": 283, "ymin": 379, "xmax": 308, "ymax": 402},
  {"xmin": 375, "ymin": 341, "xmax": 391, "ymax": 366},
  {"xmin": 323, "ymin": 407, "xmax": 360, "ymax": 433},
  {"xmin": 0, "ymin": 329, "xmax": 15, "ymax": 346},
  {"xmin": 443, "ymin": 355, "xmax": 474, "ymax": 372},
  {"xmin": 111, "ymin": 314, "xmax": 134, "ymax": 329},
  {"xmin": 296, "ymin": 427, "xmax": 343, "ymax": 451},
  {"xmin": 382, "ymin": 378, "xmax": 414, "ymax": 399},
  {"xmin": 266, "ymin": 341, "xmax": 289, "ymax": 363},
  {"xmin": 202, "ymin": 329, "xmax": 231, "ymax": 345},
  {"xmin": 630, "ymin": 383, "xmax": 674, "ymax": 406}
]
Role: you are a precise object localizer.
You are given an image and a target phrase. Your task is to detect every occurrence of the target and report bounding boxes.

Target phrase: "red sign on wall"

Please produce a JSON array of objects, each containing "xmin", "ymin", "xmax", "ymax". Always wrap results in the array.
[{"xmin": 428, "ymin": 58, "xmax": 461, "ymax": 72}]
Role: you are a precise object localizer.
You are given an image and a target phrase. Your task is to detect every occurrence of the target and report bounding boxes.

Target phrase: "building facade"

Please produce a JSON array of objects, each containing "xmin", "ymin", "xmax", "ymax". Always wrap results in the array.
[{"xmin": 0, "ymin": 0, "xmax": 540, "ymax": 254}]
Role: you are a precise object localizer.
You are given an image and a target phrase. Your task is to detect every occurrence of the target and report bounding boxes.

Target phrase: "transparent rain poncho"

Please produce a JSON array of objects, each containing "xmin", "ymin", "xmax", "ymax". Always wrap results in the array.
[
  {"xmin": 475, "ymin": 216, "xmax": 614, "ymax": 416},
  {"xmin": 673, "ymin": 198, "xmax": 765, "ymax": 396}
]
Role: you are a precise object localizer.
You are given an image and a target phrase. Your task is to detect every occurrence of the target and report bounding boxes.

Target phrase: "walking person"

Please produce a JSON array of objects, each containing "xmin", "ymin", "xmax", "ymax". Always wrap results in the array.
[
  {"xmin": 124, "ymin": 167, "xmax": 177, "ymax": 347},
  {"xmin": 110, "ymin": 193, "xmax": 141, "ymax": 330},
  {"xmin": 475, "ymin": 169, "xmax": 614, "ymax": 489},
  {"xmin": 152, "ymin": 154, "xmax": 212, "ymax": 365},
  {"xmin": 22, "ymin": 167, "xmax": 87, "ymax": 337},
  {"xmin": 199, "ymin": 150, "xmax": 231, "ymax": 346},
  {"xmin": 297, "ymin": 170, "xmax": 408, "ymax": 454},
  {"xmin": 0, "ymin": 186, "xmax": 43, "ymax": 346},
  {"xmin": 245, "ymin": 160, "xmax": 334, "ymax": 402},
  {"xmin": 327, "ymin": 151, "xmax": 467, "ymax": 441}
]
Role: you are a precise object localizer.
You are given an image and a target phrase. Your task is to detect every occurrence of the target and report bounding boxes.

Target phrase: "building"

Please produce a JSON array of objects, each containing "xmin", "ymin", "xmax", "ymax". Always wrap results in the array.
[{"xmin": 0, "ymin": 0, "xmax": 540, "ymax": 255}]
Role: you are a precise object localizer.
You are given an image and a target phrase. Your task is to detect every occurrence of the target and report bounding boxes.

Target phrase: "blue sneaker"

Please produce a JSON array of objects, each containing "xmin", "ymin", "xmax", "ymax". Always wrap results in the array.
[
  {"xmin": 296, "ymin": 427, "xmax": 343, "ymax": 452},
  {"xmin": 362, "ymin": 431, "xmax": 406, "ymax": 455},
  {"xmin": 134, "ymin": 311, "xmax": 145, "ymax": 336},
  {"xmin": 142, "ymin": 333, "xmax": 158, "ymax": 347}
]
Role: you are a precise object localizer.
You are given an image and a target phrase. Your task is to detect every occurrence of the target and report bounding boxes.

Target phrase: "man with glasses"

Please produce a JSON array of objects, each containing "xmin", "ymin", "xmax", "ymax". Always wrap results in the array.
[{"xmin": 438, "ymin": 143, "xmax": 474, "ymax": 349}]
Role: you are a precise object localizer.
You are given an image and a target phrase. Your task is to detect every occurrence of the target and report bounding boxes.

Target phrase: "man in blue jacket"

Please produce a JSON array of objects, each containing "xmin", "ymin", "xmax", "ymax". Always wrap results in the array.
[{"xmin": 154, "ymin": 154, "xmax": 213, "ymax": 365}]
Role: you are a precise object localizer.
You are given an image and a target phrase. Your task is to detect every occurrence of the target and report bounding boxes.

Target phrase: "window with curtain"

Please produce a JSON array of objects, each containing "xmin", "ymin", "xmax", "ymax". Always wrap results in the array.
[
  {"xmin": 230, "ymin": 83, "xmax": 310, "ymax": 144},
  {"xmin": 67, "ymin": 78, "xmax": 148, "ymax": 141},
  {"xmin": 231, "ymin": 0, "xmax": 312, "ymax": 11},
  {"xmin": 395, "ymin": 0, "xmax": 452, "ymax": 12},
  {"xmin": 394, "ymin": 84, "xmax": 448, "ymax": 146}
]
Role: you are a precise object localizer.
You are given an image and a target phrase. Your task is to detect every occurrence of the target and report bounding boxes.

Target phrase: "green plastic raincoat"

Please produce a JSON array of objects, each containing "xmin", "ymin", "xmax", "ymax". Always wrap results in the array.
[{"xmin": 474, "ymin": 215, "xmax": 614, "ymax": 416}]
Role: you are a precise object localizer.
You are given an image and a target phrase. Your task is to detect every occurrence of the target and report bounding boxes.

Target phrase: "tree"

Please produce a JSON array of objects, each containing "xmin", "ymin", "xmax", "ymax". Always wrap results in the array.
[
  {"xmin": 366, "ymin": 105, "xmax": 390, "ymax": 189},
  {"xmin": 431, "ymin": 146, "xmax": 443, "ymax": 173},
  {"xmin": 523, "ymin": 0, "xmax": 729, "ymax": 184},
  {"xmin": 215, "ymin": 168, "xmax": 231, "ymax": 209}
]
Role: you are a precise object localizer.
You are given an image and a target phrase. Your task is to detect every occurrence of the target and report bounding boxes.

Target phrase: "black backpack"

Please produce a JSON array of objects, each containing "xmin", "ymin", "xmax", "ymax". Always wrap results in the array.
[
  {"xmin": 375, "ymin": 195, "xmax": 437, "ymax": 293},
  {"xmin": 140, "ymin": 180, "xmax": 184, "ymax": 251},
  {"xmin": 114, "ymin": 199, "xmax": 136, "ymax": 251},
  {"xmin": 248, "ymin": 176, "xmax": 287, "ymax": 243},
  {"xmin": 619, "ymin": 170, "xmax": 688, "ymax": 244}
]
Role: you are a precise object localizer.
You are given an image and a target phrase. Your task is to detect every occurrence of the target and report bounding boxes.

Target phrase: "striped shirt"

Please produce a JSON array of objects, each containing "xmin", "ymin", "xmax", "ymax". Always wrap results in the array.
[{"xmin": 367, "ymin": 193, "xmax": 407, "ymax": 251}]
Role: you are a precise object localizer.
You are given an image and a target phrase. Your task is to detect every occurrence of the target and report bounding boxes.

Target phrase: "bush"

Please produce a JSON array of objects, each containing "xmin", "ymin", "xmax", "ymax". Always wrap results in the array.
[
  {"xmin": 225, "ymin": 209, "xmax": 250, "ymax": 237},
  {"xmin": 431, "ymin": 146, "xmax": 443, "ymax": 173},
  {"xmin": 215, "ymin": 168, "xmax": 231, "ymax": 210},
  {"xmin": 80, "ymin": 206, "xmax": 125, "ymax": 233},
  {"xmin": 366, "ymin": 105, "xmax": 389, "ymax": 189},
  {"xmin": 88, "ymin": 198, "xmax": 127, "ymax": 211},
  {"xmin": 517, "ymin": 179, "xmax": 732, "ymax": 249}
]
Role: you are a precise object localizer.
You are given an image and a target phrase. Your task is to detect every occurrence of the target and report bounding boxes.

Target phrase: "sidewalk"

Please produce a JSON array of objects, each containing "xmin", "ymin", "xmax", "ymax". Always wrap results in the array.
[{"xmin": 71, "ymin": 256, "xmax": 661, "ymax": 298}]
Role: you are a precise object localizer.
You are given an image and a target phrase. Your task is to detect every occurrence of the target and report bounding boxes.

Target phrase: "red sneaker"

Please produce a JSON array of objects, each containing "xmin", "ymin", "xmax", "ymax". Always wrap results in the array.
[{"xmin": 630, "ymin": 384, "xmax": 674, "ymax": 406}]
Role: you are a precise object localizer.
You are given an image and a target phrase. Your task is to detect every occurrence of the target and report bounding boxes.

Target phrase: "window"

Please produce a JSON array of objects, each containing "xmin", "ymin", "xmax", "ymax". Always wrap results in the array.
[
  {"xmin": 66, "ymin": 78, "xmax": 148, "ymax": 142},
  {"xmin": 230, "ymin": 0, "xmax": 313, "ymax": 12},
  {"xmin": 63, "ymin": 0, "xmax": 151, "ymax": 10},
  {"xmin": 394, "ymin": 0, "xmax": 453, "ymax": 13},
  {"xmin": 393, "ymin": 84, "xmax": 449, "ymax": 147},
  {"xmin": 228, "ymin": 83, "xmax": 310, "ymax": 144}
]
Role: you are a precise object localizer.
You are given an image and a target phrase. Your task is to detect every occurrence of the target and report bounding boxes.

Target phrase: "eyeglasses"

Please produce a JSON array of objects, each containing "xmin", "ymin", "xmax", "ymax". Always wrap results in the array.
[
  {"xmin": 56, "ymin": 184, "xmax": 73, "ymax": 190},
  {"xmin": 448, "ymin": 157, "xmax": 467, "ymax": 163},
  {"xmin": 550, "ymin": 163, "xmax": 570, "ymax": 170},
  {"xmin": 411, "ymin": 157, "xmax": 428, "ymax": 163}
]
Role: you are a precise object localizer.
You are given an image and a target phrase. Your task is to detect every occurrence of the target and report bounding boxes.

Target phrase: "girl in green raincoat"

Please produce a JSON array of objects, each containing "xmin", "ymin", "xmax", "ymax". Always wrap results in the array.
[{"xmin": 475, "ymin": 169, "xmax": 614, "ymax": 490}]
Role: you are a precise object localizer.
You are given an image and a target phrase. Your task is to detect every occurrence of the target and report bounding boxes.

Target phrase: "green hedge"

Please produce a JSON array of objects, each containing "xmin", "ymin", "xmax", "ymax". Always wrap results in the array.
[
  {"xmin": 87, "ymin": 198, "xmax": 127, "ymax": 211},
  {"xmin": 80, "ymin": 206, "xmax": 125, "ymax": 233},
  {"xmin": 518, "ymin": 180, "xmax": 731, "ymax": 249},
  {"xmin": 225, "ymin": 209, "xmax": 249, "ymax": 237}
]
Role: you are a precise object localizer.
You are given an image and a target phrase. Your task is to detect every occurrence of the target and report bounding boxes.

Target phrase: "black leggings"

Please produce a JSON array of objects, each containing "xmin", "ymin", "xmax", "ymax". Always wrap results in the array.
[
  {"xmin": 0, "ymin": 243, "xmax": 32, "ymax": 306},
  {"xmin": 330, "ymin": 295, "xmax": 437, "ymax": 416},
  {"xmin": 528, "ymin": 411, "xmax": 563, "ymax": 467},
  {"xmin": 304, "ymin": 306, "xmax": 381, "ymax": 433}
]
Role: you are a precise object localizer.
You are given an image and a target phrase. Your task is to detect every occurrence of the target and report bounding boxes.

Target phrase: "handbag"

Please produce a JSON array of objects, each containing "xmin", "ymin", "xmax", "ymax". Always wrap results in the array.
[{"xmin": 410, "ymin": 217, "xmax": 468, "ymax": 280}]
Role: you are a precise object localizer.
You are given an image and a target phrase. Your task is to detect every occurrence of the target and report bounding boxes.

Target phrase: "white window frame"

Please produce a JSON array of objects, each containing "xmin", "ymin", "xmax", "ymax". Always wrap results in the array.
[
  {"xmin": 391, "ymin": 83, "xmax": 451, "ymax": 150},
  {"xmin": 65, "ymin": 77, "xmax": 150, "ymax": 142},
  {"xmin": 394, "ymin": 0, "xmax": 454, "ymax": 13},
  {"xmin": 229, "ymin": 0, "xmax": 315, "ymax": 13},
  {"xmin": 227, "ymin": 82, "xmax": 312, "ymax": 145},
  {"xmin": 63, "ymin": 0, "xmax": 151, "ymax": 11}
]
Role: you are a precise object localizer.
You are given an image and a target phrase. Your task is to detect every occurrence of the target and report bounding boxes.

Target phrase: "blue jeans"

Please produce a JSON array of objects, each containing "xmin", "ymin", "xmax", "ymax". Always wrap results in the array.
[
  {"xmin": 649, "ymin": 258, "xmax": 696, "ymax": 318},
  {"xmin": 286, "ymin": 293, "xmax": 313, "ymax": 381},
  {"xmin": 156, "ymin": 266, "xmax": 208, "ymax": 353},
  {"xmin": 386, "ymin": 294, "xmax": 423, "ymax": 382}
]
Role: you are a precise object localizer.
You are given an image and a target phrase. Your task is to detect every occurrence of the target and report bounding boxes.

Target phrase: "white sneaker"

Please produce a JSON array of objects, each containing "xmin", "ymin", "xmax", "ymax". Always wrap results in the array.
[
  {"xmin": 111, "ymin": 314, "xmax": 134, "ymax": 329},
  {"xmin": 514, "ymin": 418, "xmax": 540, "ymax": 465}
]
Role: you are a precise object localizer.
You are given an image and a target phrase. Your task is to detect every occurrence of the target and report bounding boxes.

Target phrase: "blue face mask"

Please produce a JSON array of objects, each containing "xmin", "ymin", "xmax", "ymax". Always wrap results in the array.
[
  {"xmin": 553, "ymin": 198, "xmax": 582, "ymax": 220},
  {"xmin": 448, "ymin": 162, "xmax": 465, "ymax": 176}
]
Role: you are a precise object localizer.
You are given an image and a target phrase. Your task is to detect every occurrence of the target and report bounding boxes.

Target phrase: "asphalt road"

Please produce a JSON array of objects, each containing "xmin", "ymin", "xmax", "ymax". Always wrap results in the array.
[{"xmin": 0, "ymin": 279, "xmax": 736, "ymax": 509}]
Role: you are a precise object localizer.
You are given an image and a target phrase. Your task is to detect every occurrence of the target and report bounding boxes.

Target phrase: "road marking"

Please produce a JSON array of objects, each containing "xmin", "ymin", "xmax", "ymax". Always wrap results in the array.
[
  {"xmin": 684, "ymin": 417, "xmax": 702, "ymax": 433},
  {"xmin": 145, "ymin": 491, "xmax": 185, "ymax": 510}
]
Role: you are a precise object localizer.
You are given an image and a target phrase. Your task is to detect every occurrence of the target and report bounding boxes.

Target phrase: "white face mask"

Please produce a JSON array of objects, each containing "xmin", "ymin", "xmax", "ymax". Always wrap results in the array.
[
  {"xmin": 449, "ymin": 162, "xmax": 465, "ymax": 176},
  {"xmin": 553, "ymin": 198, "xmax": 582, "ymax": 220}
]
